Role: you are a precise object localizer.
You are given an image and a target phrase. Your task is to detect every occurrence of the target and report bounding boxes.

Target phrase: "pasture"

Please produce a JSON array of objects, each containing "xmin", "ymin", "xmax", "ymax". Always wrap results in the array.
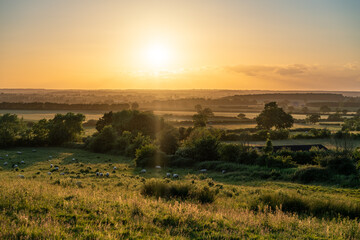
[{"xmin": 0, "ymin": 147, "xmax": 359, "ymax": 239}]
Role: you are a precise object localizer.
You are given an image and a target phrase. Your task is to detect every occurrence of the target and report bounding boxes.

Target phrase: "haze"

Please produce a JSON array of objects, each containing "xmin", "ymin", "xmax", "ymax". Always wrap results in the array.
[{"xmin": 0, "ymin": 0, "xmax": 359, "ymax": 90}]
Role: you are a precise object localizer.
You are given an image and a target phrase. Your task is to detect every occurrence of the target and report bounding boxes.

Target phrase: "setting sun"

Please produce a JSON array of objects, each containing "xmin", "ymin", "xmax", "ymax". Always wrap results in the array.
[{"xmin": 145, "ymin": 43, "xmax": 172, "ymax": 69}]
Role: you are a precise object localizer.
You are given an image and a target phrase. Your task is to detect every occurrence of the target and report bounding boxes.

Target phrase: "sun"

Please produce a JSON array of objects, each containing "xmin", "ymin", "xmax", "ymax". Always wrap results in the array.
[{"xmin": 145, "ymin": 43, "xmax": 171, "ymax": 68}]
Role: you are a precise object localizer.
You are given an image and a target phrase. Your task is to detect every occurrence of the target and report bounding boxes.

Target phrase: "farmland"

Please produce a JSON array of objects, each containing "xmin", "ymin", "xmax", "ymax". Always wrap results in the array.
[{"xmin": 0, "ymin": 147, "xmax": 359, "ymax": 239}]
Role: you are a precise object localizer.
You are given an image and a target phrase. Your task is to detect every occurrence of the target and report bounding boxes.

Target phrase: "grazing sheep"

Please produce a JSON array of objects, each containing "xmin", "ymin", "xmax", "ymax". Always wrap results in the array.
[
  {"xmin": 49, "ymin": 156, "xmax": 53, "ymax": 159},
  {"xmin": 5, "ymin": 154, "xmax": 8, "ymax": 157},
  {"xmin": 140, "ymin": 169, "xmax": 147, "ymax": 174},
  {"xmin": 18, "ymin": 175, "xmax": 25, "ymax": 179},
  {"xmin": 105, "ymin": 172, "xmax": 110, "ymax": 177},
  {"xmin": 113, "ymin": 166, "xmax": 117, "ymax": 170},
  {"xmin": 72, "ymin": 158, "xmax": 76, "ymax": 161},
  {"xmin": 199, "ymin": 169, "xmax": 207, "ymax": 173},
  {"xmin": 0, "ymin": 157, "xmax": 3, "ymax": 160},
  {"xmin": 99, "ymin": 173, "xmax": 104, "ymax": 177},
  {"xmin": 17, "ymin": 151, "xmax": 22, "ymax": 155},
  {"xmin": 173, "ymin": 174, "xmax": 179, "ymax": 179},
  {"xmin": 32, "ymin": 149, "xmax": 36, "ymax": 152},
  {"xmin": 13, "ymin": 164, "xmax": 19, "ymax": 168},
  {"xmin": 20, "ymin": 161, "xmax": 25, "ymax": 164},
  {"xmin": 50, "ymin": 164, "xmax": 53, "ymax": 168},
  {"xmin": 54, "ymin": 167, "xmax": 59, "ymax": 171},
  {"xmin": 96, "ymin": 172, "xmax": 100, "ymax": 176},
  {"xmin": 155, "ymin": 165, "xmax": 161, "ymax": 169},
  {"xmin": 60, "ymin": 172, "xmax": 65, "ymax": 175},
  {"xmin": 166, "ymin": 173, "xmax": 171, "ymax": 178},
  {"xmin": 4, "ymin": 162, "xmax": 8, "ymax": 166},
  {"xmin": 222, "ymin": 170, "xmax": 226, "ymax": 174},
  {"xmin": 47, "ymin": 172, "xmax": 52, "ymax": 175}
]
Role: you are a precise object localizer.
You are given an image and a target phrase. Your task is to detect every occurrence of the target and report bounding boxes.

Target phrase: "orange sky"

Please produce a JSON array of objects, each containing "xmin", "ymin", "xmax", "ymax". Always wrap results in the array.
[{"xmin": 0, "ymin": 0, "xmax": 359, "ymax": 90}]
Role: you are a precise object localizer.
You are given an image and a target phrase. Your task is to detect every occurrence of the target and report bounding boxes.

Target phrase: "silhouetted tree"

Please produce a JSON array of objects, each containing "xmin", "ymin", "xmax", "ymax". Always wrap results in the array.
[{"xmin": 256, "ymin": 102, "xmax": 294, "ymax": 130}]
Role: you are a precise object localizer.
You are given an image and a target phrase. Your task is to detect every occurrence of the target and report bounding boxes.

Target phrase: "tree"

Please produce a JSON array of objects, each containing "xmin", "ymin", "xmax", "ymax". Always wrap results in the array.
[
  {"xmin": 96, "ymin": 111, "xmax": 113, "ymax": 132},
  {"xmin": 306, "ymin": 114, "xmax": 321, "ymax": 124},
  {"xmin": 158, "ymin": 128, "xmax": 179, "ymax": 154},
  {"xmin": 192, "ymin": 105, "xmax": 214, "ymax": 128},
  {"xmin": 131, "ymin": 102, "xmax": 139, "ymax": 110},
  {"xmin": 320, "ymin": 105, "xmax": 331, "ymax": 113},
  {"xmin": 48, "ymin": 113, "xmax": 85, "ymax": 145},
  {"xmin": 237, "ymin": 113, "xmax": 246, "ymax": 119},
  {"xmin": 0, "ymin": 113, "xmax": 26, "ymax": 148},
  {"xmin": 256, "ymin": 102, "xmax": 294, "ymax": 130}
]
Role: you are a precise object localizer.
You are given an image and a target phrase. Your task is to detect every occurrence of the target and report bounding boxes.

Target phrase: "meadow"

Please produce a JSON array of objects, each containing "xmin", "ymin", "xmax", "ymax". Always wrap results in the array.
[{"xmin": 0, "ymin": 147, "xmax": 359, "ymax": 239}]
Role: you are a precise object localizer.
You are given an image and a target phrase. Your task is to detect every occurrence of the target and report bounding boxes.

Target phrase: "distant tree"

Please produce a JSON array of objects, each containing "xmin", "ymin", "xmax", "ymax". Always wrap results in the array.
[
  {"xmin": 192, "ymin": 105, "xmax": 214, "ymax": 128},
  {"xmin": 327, "ymin": 113, "xmax": 342, "ymax": 121},
  {"xmin": 131, "ymin": 102, "xmax": 139, "ymax": 110},
  {"xmin": 320, "ymin": 105, "xmax": 331, "ymax": 113},
  {"xmin": 256, "ymin": 102, "xmax": 294, "ymax": 130},
  {"xmin": 301, "ymin": 107, "xmax": 309, "ymax": 114},
  {"xmin": 96, "ymin": 111, "xmax": 113, "ymax": 132},
  {"xmin": 306, "ymin": 114, "xmax": 321, "ymax": 124},
  {"xmin": 237, "ymin": 113, "xmax": 246, "ymax": 119}
]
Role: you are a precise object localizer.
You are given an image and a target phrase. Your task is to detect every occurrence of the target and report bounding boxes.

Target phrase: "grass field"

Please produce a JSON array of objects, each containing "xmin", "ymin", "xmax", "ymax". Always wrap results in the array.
[{"xmin": 0, "ymin": 147, "xmax": 359, "ymax": 239}]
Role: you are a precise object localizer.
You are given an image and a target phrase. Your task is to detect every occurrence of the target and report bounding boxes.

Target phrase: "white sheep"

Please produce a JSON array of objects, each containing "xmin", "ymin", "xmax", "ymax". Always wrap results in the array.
[
  {"xmin": 4, "ymin": 162, "xmax": 8, "ymax": 166},
  {"xmin": 49, "ymin": 155, "xmax": 53, "ymax": 159},
  {"xmin": 32, "ymin": 149, "xmax": 36, "ymax": 152},
  {"xmin": 50, "ymin": 164, "xmax": 54, "ymax": 168},
  {"xmin": 172, "ymin": 174, "xmax": 179, "ymax": 179},
  {"xmin": 5, "ymin": 154, "xmax": 8, "ymax": 157},
  {"xmin": 13, "ymin": 164, "xmax": 18, "ymax": 168},
  {"xmin": 155, "ymin": 165, "xmax": 161, "ymax": 169},
  {"xmin": 47, "ymin": 172, "xmax": 52, "ymax": 175},
  {"xmin": 222, "ymin": 170, "xmax": 226, "ymax": 174},
  {"xmin": 54, "ymin": 167, "xmax": 59, "ymax": 171},
  {"xmin": 18, "ymin": 175, "xmax": 25, "ymax": 178},
  {"xmin": 96, "ymin": 172, "xmax": 100, "ymax": 176},
  {"xmin": 60, "ymin": 172, "xmax": 65, "ymax": 175},
  {"xmin": 113, "ymin": 166, "xmax": 117, "ymax": 170},
  {"xmin": 20, "ymin": 161, "xmax": 25, "ymax": 164},
  {"xmin": 105, "ymin": 172, "xmax": 110, "ymax": 177},
  {"xmin": 140, "ymin": 169, "xmax": 147, "ymax": 173},
  {"xmin": 166, "ymin": 173, "xmax": 171, "ymax": 178},
  {"xmin": 72, "ymin": 158, "xmax": 76, "ymax": 161},
  {"xmin": 17, "ymin": 151, "xmax": 22, "ymax": 155},
  {"xmin": 199, "ymin": 169, "xmax": 207, "ymax": 173},
  {"xmin": 99, "ymin": 173, "xmax": 104, "ymax": 177}
]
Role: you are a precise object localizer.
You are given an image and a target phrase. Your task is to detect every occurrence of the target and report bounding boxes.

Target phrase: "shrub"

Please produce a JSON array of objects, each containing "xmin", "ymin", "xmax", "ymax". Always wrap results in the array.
[
  {"xmin": 168, "ymin": 155, "xmax": 194, "ymax": 167},
  {"xmin": 293, "ymin": 166, "xmax": 331, "ymax": 183},
  {"xmin": 88, "ymin": 126, "xmax": 117, "ymax": 153},
  {"xmin": 218, "ymin": 143, "xmax": 241, "ymax": 162},
  {"xmin": 125, "ymin": 133, "xmax": 152, "ymax": 157},
  {"xmin": 134, "ymin": 144, "xmax": 168, "ymax": 168},
  {"xmin": 320, "ymin": 154, "xmax": 357, "ymax": 175},
  {"xmin": 158, "ymin": 128, "xmax": 179, "ymax": 154}
]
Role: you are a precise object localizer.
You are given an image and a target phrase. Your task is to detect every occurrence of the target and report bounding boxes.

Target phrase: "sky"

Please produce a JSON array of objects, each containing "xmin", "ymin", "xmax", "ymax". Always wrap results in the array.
[{"xmin": 0, "ymin": 0, "xmax": 359, "ymax": 90}]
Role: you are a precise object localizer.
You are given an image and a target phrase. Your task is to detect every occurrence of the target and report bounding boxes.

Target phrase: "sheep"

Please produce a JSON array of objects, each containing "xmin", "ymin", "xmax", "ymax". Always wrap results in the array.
[
  {"xmin": 199, "ymin": 169, "xmax": 207, "ymax": 173},
  {"xmin": 47, "ymin": 172, "xmax": 52, "ymax": 175},
  {"xmin": 49, "ymin": 155, "xmax": 53, "ymax": 159},
  {"xmin": 32, "ymin": 149, "xmax": 36, "ymax": 152},
  {"xmin": 222, "ymin": 170, "xmax": 226, "ymax": 174},
  {"xmin": 99, "ymin": 173, "xmax": 104, "ymax": 177},
  {"xmin": 113, "ymin": 166, "xmax": 117, "ymax": 170},
  {"xmin": 172, "ymin": 174, "xmax": 179, "ymax": 179},
  {"xmin": 140, "ymin": 169, "xmax": 147, "ymax": 174},
  {"xmin": 72, "ymin": 158, "xmax": 76, "ymax": 161},
  {"xmin": 54, "ymin": 167, "xmax": 59, "ymax": 171},
  {"xmin": 18, "ymin": 175, "xmax": 25, "ymax": 179},
  {"xmin": 5, "ymin": 154, "xmax": 8, "ymax": 157},
  {"xmin": 105, "ymin": 172, "xmax": 110, "ymax": 177},
  {"xmin": 155, "ymin": 165, "xmax": 161, "ymax": 169},
  {"xmin": 0, "ymin": 157, "xmax": 3, "ymax": 160},
  {"xmin": 166, "ymin": 173, "xmax": 171, "ymax": 178},
  {"xmin": 17, "ymin": 151, "xmax": 22, "ymax": 155},
  {"xmin": 50, "ymin": 164, "xmax": 53, "ymax": 168},
  {"xmin": 96, "ymin": 172, "xmax": 100, "ymax": 176},
  {"xmin": 60, "ymin": 172, "xmax": 65, "ymax": 175},
  {"xmin": 4, "ymin": 162, "xmax": 8, "ymax": 166},
  {"xmin": 20, "ymin": 161, "xmax": 25, "ymax": 164},
  {"xmin": 13, "ymin": 164, "xmax": 19, "ymax": 168}
]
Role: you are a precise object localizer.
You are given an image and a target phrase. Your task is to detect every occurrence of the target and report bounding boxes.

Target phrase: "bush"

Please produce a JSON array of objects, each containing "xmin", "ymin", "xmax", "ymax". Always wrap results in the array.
[
  {"xmin": 125, "ymin": 133, "xmax": 152, "ymax": 157},
  {"xmin": 168, "ymin": 155, "xmax": 194, "ymax": 167},
  {"xmin": 218, "ymin": 143, "xmax": 241, "ymax": 162},
  {"xmin": 320, "ymin": 154, "xmax": 357, "ymax": 175},
  {"xmin": 293, "ymin": 166, "xmax": 331, "ymax": 183},
  {"xmin": 88, "ymin": 126, "xmax": 117, "ymax": 153},
  {"xmin": 141, "ymin": 179, "xmax": 215, "ymax": 203},
  {"xmin": 158, "ymin": 128, "xmax": 179, "ymax": 154},
  {"xmin": 134, "ymin": 144, "xmax": 168, "ymax": 168}
]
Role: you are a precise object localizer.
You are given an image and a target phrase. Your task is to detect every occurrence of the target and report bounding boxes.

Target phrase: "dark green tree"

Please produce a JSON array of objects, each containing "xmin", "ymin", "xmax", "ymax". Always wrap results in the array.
[
  {"xmin": 306, "ymin": 113, "xmax": 321, "ymax": 124},
  {"xmin": 0, "ymin": 113, "xmax": 26, "ymax": 148},
  {"xmin": 192, "ymin": 105, "xmax": 214, "ymax": 128},
  {"xmin": 48, "ymin": 113, "xmax": 85, "ymax": 145},
  {"xmin": 256, "ymin": 102, "xmax": 294, "ymax": 130},
  {"xmin": 96, "ymin": 111, "xmax": 113, "ymax": 132}
]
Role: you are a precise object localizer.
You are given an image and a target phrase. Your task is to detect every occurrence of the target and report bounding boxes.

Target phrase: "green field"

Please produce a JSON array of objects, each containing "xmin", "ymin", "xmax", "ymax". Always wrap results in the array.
[{"xmin": 1, "ymin": 147, "xmax": 359, "ymax": 239}]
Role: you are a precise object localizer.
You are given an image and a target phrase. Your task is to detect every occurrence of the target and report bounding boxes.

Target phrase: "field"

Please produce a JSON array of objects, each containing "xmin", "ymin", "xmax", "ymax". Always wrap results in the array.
[{"xmin": 1, "ymin": 147, "xmax": 359, "ymax": 239}]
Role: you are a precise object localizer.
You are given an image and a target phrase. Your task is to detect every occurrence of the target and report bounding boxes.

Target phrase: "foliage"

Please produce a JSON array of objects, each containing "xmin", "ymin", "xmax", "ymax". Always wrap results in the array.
[
  {"xmin": 306, "ymin": 113, "xmax": 320, "ymax": 124},
  {"xmin": 342, "ymin": 117, "xmax": 360, "ymax": 131},
  {"xmin": 134, "ymin": 144, "xmax": 168, "ymax": 168},
  {"xmin": 293, "ymin": 166, "xmax": 331, "ymax": 183},
  {"xmin": 88, "ymin": 126, "xmax": 117, "ymax": 153},
  {"xmin": 192, "ymin": 105, "xmax": 214, "ymax": 128},
  {"xmin": 320, "ymin": 105, "xmax": 331, "ymax": 113},
  {"xmin": 157, "ymin": 127, "xmax": 179, "ymax": 154},
  {"xmin": 0, "ymin": 113, "xmax": 26, "ymax": 148},
  {"xmin": 256, "ymin": 102, "xmax": 294, "ymax": 130},
  {"xmin": 96, "ymin": 111, "xmax": 113, "ymax": 132},
  {"xmin": 327, "ymin": 113, "xmax": 342, "ymax": 121}
]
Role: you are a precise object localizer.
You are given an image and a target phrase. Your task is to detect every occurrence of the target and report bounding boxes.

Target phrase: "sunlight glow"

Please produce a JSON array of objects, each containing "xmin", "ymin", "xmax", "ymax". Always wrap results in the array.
[{"xmin": 145, "ymin": 43, "xmax": 171, "ymax": 69}]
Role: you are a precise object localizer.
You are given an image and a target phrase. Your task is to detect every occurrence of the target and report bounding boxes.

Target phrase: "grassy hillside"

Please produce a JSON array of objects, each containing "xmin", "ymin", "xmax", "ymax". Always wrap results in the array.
[{"xmin": 0, "ymin": 147, "xmax": 359, "ymax": 239}]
